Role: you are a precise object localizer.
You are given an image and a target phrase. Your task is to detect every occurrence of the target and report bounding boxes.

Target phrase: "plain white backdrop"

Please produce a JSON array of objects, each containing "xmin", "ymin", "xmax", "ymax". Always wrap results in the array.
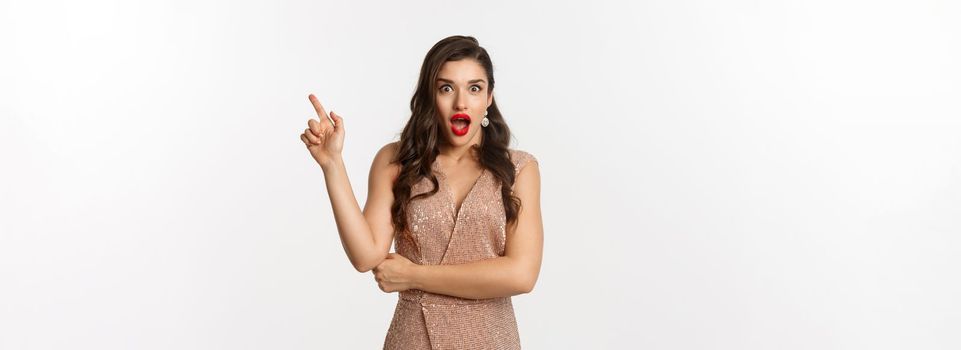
[{"xmin": 2, "ymin": 0, "xmax": 959, "ymax": 349}]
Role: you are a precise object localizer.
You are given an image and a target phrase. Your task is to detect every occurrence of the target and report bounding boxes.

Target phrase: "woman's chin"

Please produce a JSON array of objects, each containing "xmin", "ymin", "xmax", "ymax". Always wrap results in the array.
[{"xmin": 445, "ymin": 132, "xmax": 475, "ymax": 146}]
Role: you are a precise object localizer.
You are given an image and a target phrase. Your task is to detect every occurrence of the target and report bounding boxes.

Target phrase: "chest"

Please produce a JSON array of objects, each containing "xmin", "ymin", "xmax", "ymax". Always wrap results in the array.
[
  {"xmin": 436, "ymin": 164, "xmax": 485, "ymax": 217},
  {"xmin": 400, "ymin": 162, "xmax": 509, "ymax": 265}
]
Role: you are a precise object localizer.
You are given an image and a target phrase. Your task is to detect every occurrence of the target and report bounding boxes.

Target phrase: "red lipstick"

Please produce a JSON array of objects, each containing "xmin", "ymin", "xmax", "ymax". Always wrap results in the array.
[{"xmin": 450, "ymin": 113, "xmax": 471, "ymax": 136}]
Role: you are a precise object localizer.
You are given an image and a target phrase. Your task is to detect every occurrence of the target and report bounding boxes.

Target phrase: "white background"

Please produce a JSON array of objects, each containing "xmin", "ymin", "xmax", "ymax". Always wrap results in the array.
[{"xmin": 2, "ymin": 0, "xmax": 959, "ymax": 349}]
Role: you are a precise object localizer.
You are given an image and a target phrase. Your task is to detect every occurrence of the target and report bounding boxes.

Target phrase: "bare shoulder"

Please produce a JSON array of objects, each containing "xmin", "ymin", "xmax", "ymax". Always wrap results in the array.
[
  {"xmin": 378, "ymin": 141, "xmax": 401, "ymax": 160},
  {"xmin": 371, "ymin": 141, "xmax": 402, "ymax": 180}
]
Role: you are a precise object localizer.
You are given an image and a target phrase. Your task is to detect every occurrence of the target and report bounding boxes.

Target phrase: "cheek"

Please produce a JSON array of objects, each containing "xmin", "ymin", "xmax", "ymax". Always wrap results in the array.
[{"xmin": 472, "ymin": 95, "xmax": 489, "ymax": 106}]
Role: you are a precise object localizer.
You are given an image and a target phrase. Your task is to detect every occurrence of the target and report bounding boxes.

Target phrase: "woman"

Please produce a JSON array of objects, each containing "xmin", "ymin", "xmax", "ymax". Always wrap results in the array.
[{"xmin": 299, "ymin": 35, "xmax": 542, "ymax": 350}]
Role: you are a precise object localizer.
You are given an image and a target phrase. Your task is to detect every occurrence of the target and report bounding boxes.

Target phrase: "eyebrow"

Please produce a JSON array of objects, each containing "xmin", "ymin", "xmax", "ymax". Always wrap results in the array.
[{"xmin": 437, "ymin": 78, "xmax": 487, "ymax": 84}]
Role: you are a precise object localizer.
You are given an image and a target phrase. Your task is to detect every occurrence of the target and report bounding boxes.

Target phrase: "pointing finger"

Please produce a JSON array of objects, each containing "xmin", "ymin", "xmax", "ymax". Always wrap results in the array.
[{"xmin": 308, "ymin": 94, "xmax": 333, "ymax": 127}]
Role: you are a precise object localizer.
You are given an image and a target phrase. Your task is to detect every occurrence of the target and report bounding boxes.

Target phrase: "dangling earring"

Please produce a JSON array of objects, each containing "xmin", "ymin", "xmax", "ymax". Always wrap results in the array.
[{"xmin": 481, "ymin": 110, "xmax": 490, "ymax": 127}]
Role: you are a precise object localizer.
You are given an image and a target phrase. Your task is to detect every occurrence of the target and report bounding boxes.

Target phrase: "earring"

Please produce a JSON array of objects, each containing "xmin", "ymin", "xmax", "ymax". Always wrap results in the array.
[{"xmin": 481, "ymin": 116, "xmax": 490, "ymax": 127}]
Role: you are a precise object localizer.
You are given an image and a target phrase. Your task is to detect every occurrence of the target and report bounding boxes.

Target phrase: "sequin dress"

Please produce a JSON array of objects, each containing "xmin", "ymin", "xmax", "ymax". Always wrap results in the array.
[{"xmin": 382, "ymin": 149, "xmax": 538, "ymax": 350}]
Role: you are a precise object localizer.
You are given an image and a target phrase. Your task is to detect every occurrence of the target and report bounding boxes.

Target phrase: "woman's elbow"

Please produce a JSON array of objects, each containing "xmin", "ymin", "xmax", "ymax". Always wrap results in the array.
[
  {"xmin": 353, "ymin": 263, "xmax": 373, "ymax": 273},
  {"xmin": 351, "ymin": 256, "xmax": 382, "ymax": 273},
  {"xmin": 513, "ymin": 273, "xmax": 538, "ymax": 295},
  {"xmin": 512, "ymin": 284, "xmax": 532, "ymax": 295}
]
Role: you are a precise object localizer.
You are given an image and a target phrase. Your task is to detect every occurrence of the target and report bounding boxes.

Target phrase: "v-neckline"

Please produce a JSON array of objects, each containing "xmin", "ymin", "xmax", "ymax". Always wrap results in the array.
[{"xmin": 433, "ymin": 158, "xmax": 485, "ymax": 220}]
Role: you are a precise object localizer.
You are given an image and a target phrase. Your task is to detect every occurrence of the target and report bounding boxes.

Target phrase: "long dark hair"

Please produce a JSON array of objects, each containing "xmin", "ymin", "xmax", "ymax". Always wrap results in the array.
[{"xmin": 390, "ymin": 35, "xmax": 521, "ymax": 248}]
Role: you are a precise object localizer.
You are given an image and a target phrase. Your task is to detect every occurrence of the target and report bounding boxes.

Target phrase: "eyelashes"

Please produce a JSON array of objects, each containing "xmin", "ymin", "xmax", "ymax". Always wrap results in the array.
[{"xmin": 439, "ymin": 84, "xmax": 482, "ymax": 93}]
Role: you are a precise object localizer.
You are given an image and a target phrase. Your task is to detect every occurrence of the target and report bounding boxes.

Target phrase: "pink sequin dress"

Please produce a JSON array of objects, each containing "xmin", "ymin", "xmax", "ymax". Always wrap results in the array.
[{"xmin": 383, "ymin": 149, "xmax": 538, "ymax": 350}]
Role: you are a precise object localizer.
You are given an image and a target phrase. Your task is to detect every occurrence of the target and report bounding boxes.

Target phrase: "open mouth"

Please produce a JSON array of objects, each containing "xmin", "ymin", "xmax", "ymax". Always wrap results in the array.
[{"xmin": 450, "ymin": 113, "xmax": 471, "ymax": 136}]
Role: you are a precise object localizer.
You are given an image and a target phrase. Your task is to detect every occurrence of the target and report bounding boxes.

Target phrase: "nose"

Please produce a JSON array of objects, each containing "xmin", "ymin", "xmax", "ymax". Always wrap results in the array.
[{"xmin": 454, "ymin": 90, "xmax": 468, "ymax": 111}]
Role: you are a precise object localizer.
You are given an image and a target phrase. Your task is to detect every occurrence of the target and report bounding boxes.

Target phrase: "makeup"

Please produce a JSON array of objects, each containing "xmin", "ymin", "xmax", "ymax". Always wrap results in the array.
[{"xmin": 450, "ymin": 113, "xmax": 471, "ymax": 136}]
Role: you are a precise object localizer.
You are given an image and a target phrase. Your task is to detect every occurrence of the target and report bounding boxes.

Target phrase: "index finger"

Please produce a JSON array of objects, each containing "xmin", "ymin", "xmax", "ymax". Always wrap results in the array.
[{"xmin": 308, "ymin": 94, "xmax": 333, "ymax": 125}]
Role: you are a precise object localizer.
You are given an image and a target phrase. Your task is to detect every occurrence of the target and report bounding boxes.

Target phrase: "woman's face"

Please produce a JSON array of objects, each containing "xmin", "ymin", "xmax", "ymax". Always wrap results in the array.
[{"xmin": 435, "ymin": 59, "xmax": 493, "ymax": 148}]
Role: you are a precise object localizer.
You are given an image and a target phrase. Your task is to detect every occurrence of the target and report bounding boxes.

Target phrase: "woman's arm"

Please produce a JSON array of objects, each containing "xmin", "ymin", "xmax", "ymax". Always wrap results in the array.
[
  {"xmin": 373, "ymin": 160, "xmax": 543, "ymax": 299},
  {"xmin": 302, "ymin": 95, "xmax": 397, "ymax": 273},
  {"xmin": 321, "ymin": 144, "xmax": 398, "ymax": 272}
]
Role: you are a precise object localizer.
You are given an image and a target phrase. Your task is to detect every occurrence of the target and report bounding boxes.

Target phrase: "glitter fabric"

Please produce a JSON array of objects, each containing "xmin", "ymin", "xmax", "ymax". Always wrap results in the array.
[{"xmin": 383, "ymin": 149, "xmax": 538, "ymax": 350}]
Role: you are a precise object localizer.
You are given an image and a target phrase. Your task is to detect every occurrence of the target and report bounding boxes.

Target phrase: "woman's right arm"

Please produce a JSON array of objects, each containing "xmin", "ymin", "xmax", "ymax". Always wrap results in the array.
[
  {"xmin": 320, "ymin": 144, "xmax": 399, "ymax": 272},
  {"xmin": 301, "ymin": 94, "xmax": 398, "ymax": 273}
]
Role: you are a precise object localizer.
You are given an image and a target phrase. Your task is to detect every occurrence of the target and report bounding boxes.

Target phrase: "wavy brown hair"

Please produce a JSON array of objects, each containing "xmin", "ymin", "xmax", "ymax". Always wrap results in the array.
[{"xmin": 390, "ymin": 35, "xmax": 521, "ymax": 252}]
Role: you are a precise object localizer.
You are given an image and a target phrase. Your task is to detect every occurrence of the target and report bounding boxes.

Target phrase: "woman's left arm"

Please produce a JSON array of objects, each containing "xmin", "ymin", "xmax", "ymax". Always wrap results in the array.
[{"xmin": 372, "ymin": 161, "xmax": 543, "ymax": 300}]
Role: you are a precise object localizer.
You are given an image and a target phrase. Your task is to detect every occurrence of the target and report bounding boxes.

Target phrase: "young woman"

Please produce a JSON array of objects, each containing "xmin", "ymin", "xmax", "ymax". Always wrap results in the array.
[{"xmin": 299, "ymin": 35, "xmax": 542, "ymax": 349}]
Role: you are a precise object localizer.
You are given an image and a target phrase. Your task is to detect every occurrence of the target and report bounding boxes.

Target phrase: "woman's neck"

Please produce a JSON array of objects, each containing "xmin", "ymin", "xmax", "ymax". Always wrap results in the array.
[{"xmin": 439, "ymin": 138, "xmax": 482, "ymax": 163}]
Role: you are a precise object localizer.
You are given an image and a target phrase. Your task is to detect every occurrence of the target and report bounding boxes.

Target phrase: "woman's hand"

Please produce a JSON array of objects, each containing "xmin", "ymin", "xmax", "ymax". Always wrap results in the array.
[
  {"xmin": 372, "ymin": 253, "xmax": 420, "ymax": 293},
  {"xmin": 300, "ymin": 94, "xmax": 345, "ymax": 170}
]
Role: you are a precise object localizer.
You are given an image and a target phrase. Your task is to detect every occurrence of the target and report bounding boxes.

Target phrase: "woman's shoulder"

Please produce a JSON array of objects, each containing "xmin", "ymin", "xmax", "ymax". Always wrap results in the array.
[
  {"xmin": 377, "ymin": 141, "xmax": 402, "ymax": 162},
  {"xmin": 508, "ymin": 148, "xmax": 539, "ymax": 176},
  {"xmin": 372, "ymin": 141, "xmax": 403, "ymax": 178},
  {"xmin": 384, "ymin": 140, "xmax": 401, "ymax": 152}
]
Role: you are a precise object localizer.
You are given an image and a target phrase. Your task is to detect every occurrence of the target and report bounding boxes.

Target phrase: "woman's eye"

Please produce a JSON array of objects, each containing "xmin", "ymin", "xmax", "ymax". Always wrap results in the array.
[{"xmin": 439, "ymin": 85, "xmax": 481, "ymax": 93}]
